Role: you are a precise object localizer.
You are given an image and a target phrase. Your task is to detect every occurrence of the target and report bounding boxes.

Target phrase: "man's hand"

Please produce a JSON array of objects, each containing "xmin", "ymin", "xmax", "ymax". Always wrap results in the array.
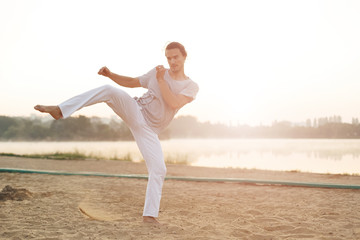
[
  {"xmin": 156, "ymin": 65, "xmax": 166, "ymax": 82},
  {"xmin": 98, "ymin": 66, "xmax": 111, "ymax": 78},
  {"xmin": 98, "ymin": 66, "xmax": 141, "ymax": 88},
  {"xmin": 155, "ymin": 65, "xmax": 192, "ymax": 109}
]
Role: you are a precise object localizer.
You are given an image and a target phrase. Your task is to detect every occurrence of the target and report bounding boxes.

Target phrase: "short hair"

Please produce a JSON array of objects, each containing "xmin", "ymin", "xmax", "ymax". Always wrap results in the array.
[{"xmin": 165, "ymin": 42, "xmax": 187, "ymax": 58}]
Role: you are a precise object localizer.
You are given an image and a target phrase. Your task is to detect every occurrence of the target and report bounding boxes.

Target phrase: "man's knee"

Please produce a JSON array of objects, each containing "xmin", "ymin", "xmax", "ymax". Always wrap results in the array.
[
  {"xmin": 151, "ymin": 163, "xmax": 167, "ymax": 179},
  {"xmin": 100, "ymin": 84, "xmax": 116, "ymax": 94},
  {"xmin": 100, "ymin": 84, "xmax": 129, "ymax": 102},
  {"xmin": 160, "ymin": 164, "xmax": 167, "ymax": 177}
]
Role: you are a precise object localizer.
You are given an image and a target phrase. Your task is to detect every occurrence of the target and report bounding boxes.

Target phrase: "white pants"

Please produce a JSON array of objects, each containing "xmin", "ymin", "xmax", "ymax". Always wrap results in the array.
[{"xmin": 58, "ymin": 84, "xmax": 167, "ymax": 217}]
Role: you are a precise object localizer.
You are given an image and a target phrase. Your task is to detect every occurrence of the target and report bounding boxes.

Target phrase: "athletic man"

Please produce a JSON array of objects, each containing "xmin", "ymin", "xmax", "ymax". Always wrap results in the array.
[{"xmin": 34, "ymin": 42, "xmax": 199, "ymax": 224}]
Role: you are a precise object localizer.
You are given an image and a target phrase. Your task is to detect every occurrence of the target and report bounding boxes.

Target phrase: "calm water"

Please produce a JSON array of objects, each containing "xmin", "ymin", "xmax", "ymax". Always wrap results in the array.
[{"xmin": 0, "ymin": 139, "xmax": 359, "ymax": 174}]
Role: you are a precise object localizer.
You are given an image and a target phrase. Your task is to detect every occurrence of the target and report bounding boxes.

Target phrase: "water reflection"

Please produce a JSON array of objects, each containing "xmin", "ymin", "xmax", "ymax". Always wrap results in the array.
[
  {"xmin": 161, "ymin": 139, "xmax": 360, "ymax": 174},
  {"xmin": 162, "ymin": 138, "xmax": 360, "ymax": 160},
  {"xmin": 0, "ymin": 139, "xmax": 359, "ymax": 174}
]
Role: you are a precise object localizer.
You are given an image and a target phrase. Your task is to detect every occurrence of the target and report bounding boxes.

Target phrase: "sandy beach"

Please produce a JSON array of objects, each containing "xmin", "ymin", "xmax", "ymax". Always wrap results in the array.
[{"xmin": 1, "ymin": 156, "xmax": 360, "ymax": 239}]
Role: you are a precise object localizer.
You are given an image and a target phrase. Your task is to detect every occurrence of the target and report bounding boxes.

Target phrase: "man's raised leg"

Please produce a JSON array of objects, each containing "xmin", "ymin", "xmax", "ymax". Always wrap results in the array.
[{"xmin": 35, "ymin": 85, "xmax": 136, "ymax": 120}]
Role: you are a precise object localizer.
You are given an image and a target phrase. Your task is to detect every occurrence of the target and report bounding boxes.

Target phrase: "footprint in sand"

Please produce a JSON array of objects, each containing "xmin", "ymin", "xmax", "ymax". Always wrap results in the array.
[{"xmin": 78, "ymin": 201, "xmax": 122, "ymax": 221}]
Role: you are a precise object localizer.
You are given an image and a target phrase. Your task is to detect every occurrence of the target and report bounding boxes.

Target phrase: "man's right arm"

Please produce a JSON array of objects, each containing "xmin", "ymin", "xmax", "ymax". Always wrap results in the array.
[{"xmin": 98, "ymin": 66, "xmax": 141, "ymax": 88}]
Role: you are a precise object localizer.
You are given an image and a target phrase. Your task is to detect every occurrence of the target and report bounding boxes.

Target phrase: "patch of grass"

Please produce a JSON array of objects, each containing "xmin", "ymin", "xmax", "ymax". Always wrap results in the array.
[
  {"xmin": 109, "ymin": 153, "xmax": 133, "ymax": 162},
  {"xmin": 0, "ymin": 153, "xmax": 19, "ymax": 158},
  {"xmin": 0, "ymin": 151, "xmax": 135, "ymax": 161},
  {"xmin": 337, "ymin": 172, "xmax": 360, "ymax": 176},
  {"xmin": 164, "ymin": 153, "xmax": 189, "ymax": 165},
  {"xmin": 0, "ymin": 151, "xmax": 92, "ymax": 160}
]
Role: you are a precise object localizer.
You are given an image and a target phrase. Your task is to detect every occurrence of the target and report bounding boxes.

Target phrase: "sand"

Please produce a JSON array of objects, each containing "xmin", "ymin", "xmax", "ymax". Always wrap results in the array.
[{"xmin": 1, "ymin": 156, "xmax": 360, "ymax": 239}]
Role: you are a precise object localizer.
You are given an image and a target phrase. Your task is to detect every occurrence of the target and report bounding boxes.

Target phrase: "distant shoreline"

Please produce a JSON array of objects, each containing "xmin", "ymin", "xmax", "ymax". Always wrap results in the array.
[
  {"xmin": 1, "ymin": 139, "xmax": 360, "ymax": 175},
  {"xmin": 2, "ymin": 115, "xmax": 360, "ymax": 140},
  {"xmin": 1, "ymin": 154, "xmax": 359, "ymax": 177}
]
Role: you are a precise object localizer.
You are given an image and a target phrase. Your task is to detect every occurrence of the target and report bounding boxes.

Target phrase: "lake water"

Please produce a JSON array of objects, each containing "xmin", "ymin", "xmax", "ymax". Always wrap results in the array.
[{"xmin": 0, "ymin": 139, "xmax": 359, "ymax": 174}]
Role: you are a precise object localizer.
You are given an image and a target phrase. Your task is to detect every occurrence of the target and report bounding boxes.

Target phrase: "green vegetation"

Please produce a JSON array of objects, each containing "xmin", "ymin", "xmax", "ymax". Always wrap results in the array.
[
  {"xmin": 164, "ymin": 153, "xmax": 189, "ymax": 165},
  {"xmin": 109, "ymin": 153, "xmax": 132, "ymax": 161},
  {"xmin": 0, "ymin": 151, "xmax": 133, "ymax": 161},
  {"xmin": 0, "ymin": 151, "xmax": 90, "ymax": 160},
  {"xmin": 1, "ymin": 115, "xmax": 360, "ymax": 141},
  {"xmin": 0, "ymin": 115, "xmax": 133, "ymax": 141},
  {"xmin": 168, "ymin": 115, "xmax": 360, "ymax": 139}
]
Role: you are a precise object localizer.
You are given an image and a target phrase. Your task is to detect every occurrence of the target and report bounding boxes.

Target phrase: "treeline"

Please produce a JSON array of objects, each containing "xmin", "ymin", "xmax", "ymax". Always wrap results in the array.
[
  {"xmin": 0, "ymin": 115, "xmax": 133, "ymax": 141},
  {"xmin": 168, "ymin": 116, "xmax": 360, "ymax": 139},
  {"xmin": 1, "ymin": 115, "xmax": 360, "ymax": 141}
]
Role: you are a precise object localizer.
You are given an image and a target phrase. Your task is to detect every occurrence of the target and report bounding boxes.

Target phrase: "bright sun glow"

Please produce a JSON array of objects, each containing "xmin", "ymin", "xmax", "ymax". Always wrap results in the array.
[{"xmin": 1, "ymin": 0, "xmax": 360, "ymax": 125}]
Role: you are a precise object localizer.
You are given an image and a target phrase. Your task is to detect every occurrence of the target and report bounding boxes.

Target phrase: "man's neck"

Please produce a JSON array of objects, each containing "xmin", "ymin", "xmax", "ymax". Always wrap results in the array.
[{"xmin": 169, "ymin": 69, "xmax": 187, "ymax": 81}]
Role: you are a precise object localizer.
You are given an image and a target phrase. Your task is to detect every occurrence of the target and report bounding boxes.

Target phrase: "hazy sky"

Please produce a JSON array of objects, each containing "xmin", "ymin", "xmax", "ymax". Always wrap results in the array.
[{"xmin": 1, "ymin": 0, "xmax": 360, "ymax": 125}]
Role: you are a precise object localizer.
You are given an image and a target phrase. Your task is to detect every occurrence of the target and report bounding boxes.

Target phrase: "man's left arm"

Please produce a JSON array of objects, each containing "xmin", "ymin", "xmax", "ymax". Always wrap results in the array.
[{"xmin": 156, "ymin": 67, "xmax": 192, "ymax": 110}]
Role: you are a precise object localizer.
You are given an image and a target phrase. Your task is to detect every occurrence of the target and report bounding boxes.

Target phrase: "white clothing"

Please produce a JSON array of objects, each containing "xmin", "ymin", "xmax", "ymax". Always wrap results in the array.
[
  {"xmin": 58, "ymin": 85, "xmax": 166, "ymax": 217},
  {"xmin": 137, "ymin": 68, "xmax": 199, "ymax": 134},
  {"xmin": 57, "ymin": 69, "xmax": 199, "ymax": 218}
]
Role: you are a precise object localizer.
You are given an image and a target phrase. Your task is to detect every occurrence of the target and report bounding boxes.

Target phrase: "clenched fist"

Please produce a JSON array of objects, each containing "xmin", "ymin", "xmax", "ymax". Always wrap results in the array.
[
  {"xmin": 156, "ymin": 65, "xmax": 166, "ymax": 82},
  {"xmin": 98, "ymin": 66, "xmax": 111, "ymax": 77}
]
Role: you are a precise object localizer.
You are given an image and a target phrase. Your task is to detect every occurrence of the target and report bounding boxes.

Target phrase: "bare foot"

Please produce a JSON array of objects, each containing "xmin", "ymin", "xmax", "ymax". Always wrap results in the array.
[
  {"xmin": 34, "ymin": 105, "xmax": 63, "ymax": 120},
  {"xmin": 143, "ymin": 216, "xmax": 160, "ymax": 225}
]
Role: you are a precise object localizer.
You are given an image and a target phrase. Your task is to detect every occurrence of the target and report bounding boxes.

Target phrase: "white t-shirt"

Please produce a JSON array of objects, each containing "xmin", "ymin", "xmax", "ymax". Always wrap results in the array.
[{"xmin": 136, "ymin": 67, "xmax": 199, "ymax": 134}]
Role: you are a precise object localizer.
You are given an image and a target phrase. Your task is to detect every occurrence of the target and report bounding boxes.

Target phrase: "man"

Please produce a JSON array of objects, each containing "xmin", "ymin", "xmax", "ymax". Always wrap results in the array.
[{"xmin": 34, "ymin": 42, "xmax": 199, "ymax": 224}]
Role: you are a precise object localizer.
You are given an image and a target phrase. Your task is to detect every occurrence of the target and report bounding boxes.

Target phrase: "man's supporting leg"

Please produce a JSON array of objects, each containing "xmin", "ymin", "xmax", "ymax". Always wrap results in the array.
[{"xmin": 131, "ymin": 124, "xmax": 167, "ymax": 221}]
